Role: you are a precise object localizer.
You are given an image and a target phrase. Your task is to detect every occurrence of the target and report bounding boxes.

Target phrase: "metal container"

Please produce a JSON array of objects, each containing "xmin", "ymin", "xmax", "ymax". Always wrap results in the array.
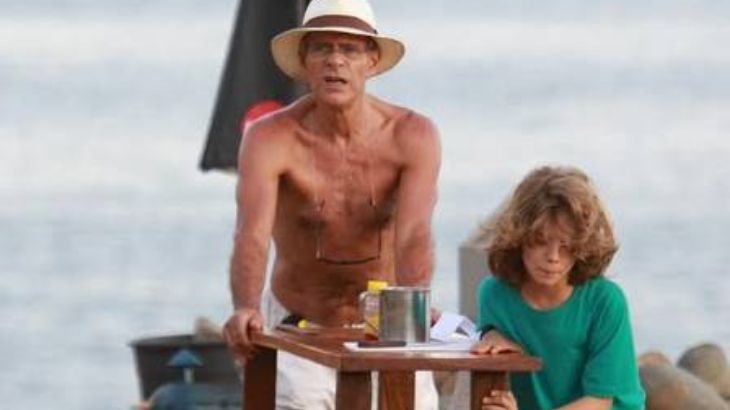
[{"xmin": 379, "ymin": 287, "xmax": 430, "ymax": 343}]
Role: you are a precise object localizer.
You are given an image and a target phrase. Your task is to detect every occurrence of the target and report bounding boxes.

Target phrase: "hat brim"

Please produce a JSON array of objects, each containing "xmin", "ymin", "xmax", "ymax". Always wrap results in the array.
[{"xmin": 271, "ymin": 27, "xmax": 405, "ymax": 81}]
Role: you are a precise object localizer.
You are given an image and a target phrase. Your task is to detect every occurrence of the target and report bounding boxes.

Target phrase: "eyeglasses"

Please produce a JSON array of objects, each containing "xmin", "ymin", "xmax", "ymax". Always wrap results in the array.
[
  {"xmin": 306, "ymin": 41, "xmax": 369, "ymax": 61},
  {"xmin": 314, "ymin": 198, "xmax": 382, "ymax": 265}
]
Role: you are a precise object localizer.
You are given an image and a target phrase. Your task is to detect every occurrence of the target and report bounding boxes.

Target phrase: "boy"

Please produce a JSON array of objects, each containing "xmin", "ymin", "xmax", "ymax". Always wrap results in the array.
[{"xmin": 473, "ymin": 166, "xmax": 645, "ymax": 410}]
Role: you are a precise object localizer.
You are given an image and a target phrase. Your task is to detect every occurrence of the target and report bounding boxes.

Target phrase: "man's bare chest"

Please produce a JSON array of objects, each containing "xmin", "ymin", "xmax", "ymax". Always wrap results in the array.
[{"xmin": 278, "ymin": 149, "xmax": 399, "ymax": 228}]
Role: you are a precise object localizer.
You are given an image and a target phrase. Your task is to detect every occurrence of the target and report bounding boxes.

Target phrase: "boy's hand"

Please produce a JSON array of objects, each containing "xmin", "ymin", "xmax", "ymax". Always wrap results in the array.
[
  {"xmin": 482, "ymin": 390, "xmax": 518, "ymax": 410},
  {"xmin": 471, "ymin": 329, "xmax": 523, "ymax": 355}
]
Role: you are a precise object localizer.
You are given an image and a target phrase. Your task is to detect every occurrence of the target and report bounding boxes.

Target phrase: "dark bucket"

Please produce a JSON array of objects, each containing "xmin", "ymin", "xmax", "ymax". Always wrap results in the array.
[{"xmin": 129, "ymin": 334, "xmax": 240, "ymax": 399}]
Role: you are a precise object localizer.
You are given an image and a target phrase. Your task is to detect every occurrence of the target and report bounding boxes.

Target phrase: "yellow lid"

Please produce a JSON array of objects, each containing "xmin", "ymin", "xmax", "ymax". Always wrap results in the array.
[{"xmin": 367, "ymin": 280, "xmax": 388, "ymax": 292}]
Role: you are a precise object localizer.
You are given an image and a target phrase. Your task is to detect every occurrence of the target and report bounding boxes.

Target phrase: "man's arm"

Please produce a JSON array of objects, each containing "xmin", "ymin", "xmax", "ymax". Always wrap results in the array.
[
  {"xmin": 224, "ymin": 119, "xmax": 286, "ymax": 359},
  {"xmin": 393, "ymin": 112, "xmax": 441, "ymax": 286}
]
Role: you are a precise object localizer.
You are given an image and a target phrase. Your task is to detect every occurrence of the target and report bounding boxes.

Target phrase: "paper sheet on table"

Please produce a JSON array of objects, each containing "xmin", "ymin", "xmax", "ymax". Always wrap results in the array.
[
  {"xmin": 343, "ymin": 312, "xmax": 479, "ymax": 352},
  {"xmin": 430, "ymin": 312, "xmax": 478, "ymax": 342},
  {"xmin": 343, "ymin": 336, "xmax": 474, "ymax": 352}
]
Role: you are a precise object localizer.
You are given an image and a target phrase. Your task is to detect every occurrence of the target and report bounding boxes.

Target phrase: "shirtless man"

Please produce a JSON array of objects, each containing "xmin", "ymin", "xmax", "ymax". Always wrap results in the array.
[{"xmin": 223, "ymin": 0, "xmax": 440, "ymax": 407}]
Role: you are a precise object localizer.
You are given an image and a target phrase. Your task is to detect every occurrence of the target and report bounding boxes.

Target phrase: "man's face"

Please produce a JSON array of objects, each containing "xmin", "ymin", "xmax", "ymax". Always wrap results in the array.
[{"xmin": 301, "ymin": 32, "xmax": 379, "ymax": 107}]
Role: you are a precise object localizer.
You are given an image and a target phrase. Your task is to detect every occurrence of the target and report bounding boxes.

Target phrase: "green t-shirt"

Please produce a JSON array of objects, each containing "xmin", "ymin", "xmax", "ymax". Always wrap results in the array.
[{"xmin": 477, "ymin": 276, "xmax": 646, "ymax": 410}]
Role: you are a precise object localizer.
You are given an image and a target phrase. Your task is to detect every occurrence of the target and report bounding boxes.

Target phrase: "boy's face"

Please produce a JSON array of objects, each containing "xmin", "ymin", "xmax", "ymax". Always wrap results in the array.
[{"xmin": 521, "ymin": 212, "xmax": 577, "ymax": 290}]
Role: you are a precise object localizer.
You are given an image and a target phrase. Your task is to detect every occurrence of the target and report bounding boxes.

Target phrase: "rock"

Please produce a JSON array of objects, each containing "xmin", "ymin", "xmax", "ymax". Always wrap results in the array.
[
  {"xmin": 639, "ymin": 351, "xmax": 672, "ymax": 367},
  {"xmin": 640, "ymin": 363, "xmax": 728, "ymax": 410},
  {"xmin": 192, "ymin": 316, "xmax": 224, "ymax": 342},
  {"xmin": 678, "ymin": 343, "xmax": 730, "ymax": 402}
]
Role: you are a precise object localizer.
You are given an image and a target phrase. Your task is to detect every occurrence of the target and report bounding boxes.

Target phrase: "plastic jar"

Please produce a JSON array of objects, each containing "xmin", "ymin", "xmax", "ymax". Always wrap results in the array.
[{"xmin": 359, "ymin": 280, "xmax": 389, "ymax": 340}]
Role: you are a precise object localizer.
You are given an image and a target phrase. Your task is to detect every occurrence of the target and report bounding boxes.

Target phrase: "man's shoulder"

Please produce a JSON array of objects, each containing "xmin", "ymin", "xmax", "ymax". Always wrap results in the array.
[
  {"xmin": 369, "ymin": 98, "xmax": 439, "ymax": 157},
  {"xmin": 385, "ymin": 103, "xmax": 435, "ymax": 135},
  {"xmin": 243, "ymin": 99, "xmax": 310, "ymax": 145},
  {"xmin": 368, "ymin": 95, "xmax": 434, "ymax": 132}
]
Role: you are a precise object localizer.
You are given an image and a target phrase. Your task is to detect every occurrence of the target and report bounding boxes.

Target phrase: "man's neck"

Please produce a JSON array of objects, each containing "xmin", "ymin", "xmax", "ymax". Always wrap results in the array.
[{"xmin": 311, "ymin": 96, "xmax": 370, "ymax": 143}]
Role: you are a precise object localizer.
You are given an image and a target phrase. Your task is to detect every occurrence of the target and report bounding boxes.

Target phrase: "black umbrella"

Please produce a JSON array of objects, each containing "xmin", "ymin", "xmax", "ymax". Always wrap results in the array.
[{"xmin": 200, "ymin": 0, "xmax": 310, "ymax": 172}]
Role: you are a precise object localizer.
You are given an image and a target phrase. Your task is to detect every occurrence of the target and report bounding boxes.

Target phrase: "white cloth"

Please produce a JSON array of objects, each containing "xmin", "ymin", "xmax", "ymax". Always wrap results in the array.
[
  {"xmin": 446, "ymin": 371, "xmax": 471, "ymax": 410},
  {"xmin": 262, "ymin": 288, "xmax": 439, "ymax": 410}
]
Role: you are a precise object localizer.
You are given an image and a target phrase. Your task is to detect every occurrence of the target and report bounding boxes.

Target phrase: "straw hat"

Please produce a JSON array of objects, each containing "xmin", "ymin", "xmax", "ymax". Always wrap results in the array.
[{"xmin": 271, "ymin": 0, "xmax": 405, "ymax": 81}]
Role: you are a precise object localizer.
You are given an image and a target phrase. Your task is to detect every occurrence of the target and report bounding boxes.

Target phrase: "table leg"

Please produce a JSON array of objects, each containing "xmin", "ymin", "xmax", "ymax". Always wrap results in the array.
[
  {"xmin": 378, "ymin": 371, "xmax": 415, "ymax": 410},
  {"xmin": 336, "ymin": 371, "xmax": 372, "ymax": 410},
  {"xmin": 244, "ymin": 346, "xmax": 277, "ymax": 410},
  {"xmin": 470, "ymin": 371, "xmax": 509, "ymax": 410}
]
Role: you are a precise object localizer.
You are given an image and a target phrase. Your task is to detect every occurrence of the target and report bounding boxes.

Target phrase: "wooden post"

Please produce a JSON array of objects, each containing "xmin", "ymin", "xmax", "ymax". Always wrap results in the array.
[
  {"xmin": 244, "ymin": 347, "xmax": 277, "ymax": 410},
  {"xmin": 470, "ymin": 371, "xmax": 509, "ymax": 410},
  {"xmin": 379, "ymin": 371, "xmax": 415, "ymax": 410},
  {"xmin": 336, "ymin": 371, "xmax": 372, "ymax": 410}
]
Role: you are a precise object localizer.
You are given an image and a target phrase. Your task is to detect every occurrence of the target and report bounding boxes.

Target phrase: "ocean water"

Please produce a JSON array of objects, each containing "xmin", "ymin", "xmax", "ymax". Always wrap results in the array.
[{"xmin": 2, "ymin": 1, "xmax": 730, "ymax": 408}]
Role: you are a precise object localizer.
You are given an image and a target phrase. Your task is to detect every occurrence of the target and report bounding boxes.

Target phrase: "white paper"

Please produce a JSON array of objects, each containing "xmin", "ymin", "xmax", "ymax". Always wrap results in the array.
[
  {"xmin": 342, "ymin": 312, "xmax": 481, "ymax": 352},
  {"xmin": 430, "ymin": 312, "xmax": 479, "ymax": 342},
  {"xmin": 343, "ymin": 337, "xmax": 473, "ymax": 352}
]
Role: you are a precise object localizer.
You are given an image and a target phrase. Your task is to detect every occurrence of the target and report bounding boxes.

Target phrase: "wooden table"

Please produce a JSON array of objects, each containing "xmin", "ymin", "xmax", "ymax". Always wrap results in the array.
[{"xmin": 244, "ymin": 326, "xmax": 541, "ymax": 410}]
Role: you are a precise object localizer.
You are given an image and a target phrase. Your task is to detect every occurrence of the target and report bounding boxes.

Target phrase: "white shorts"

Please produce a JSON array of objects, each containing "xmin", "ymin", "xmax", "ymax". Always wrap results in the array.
[{"xmin": 262, "ymin": 288, "xmax": 439, "ymax": 410}]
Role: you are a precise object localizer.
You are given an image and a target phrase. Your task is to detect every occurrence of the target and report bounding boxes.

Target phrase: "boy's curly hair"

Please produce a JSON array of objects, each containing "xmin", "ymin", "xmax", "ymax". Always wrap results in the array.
[{"xmin": 477, "ymin": 165, "xmax": 618, "ymax": 287}]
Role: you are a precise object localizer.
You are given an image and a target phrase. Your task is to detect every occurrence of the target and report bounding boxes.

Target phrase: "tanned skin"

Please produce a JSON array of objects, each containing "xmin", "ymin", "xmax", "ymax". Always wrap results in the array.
[{"xmin": 223, "ymin": 32, "xmax": 441, "ymax": 360}]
